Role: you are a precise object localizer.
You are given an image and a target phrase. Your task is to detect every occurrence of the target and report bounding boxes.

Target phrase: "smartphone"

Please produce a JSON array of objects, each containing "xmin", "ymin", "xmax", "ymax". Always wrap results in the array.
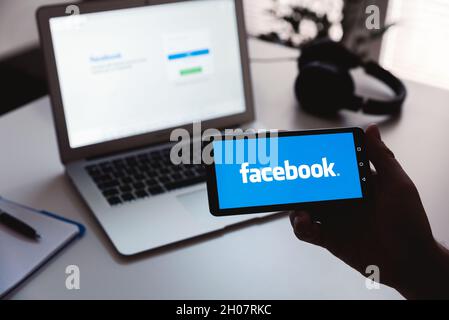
[{"xmin": 204, "ymin": 127, "xmax": 370, "ymax": 216}]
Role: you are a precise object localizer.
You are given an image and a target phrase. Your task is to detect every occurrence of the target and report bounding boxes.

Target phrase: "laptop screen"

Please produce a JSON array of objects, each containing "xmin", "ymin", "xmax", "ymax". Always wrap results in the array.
[{"xmin": 49, "ymin": 0, "xmax": 246, "ymax": 149}]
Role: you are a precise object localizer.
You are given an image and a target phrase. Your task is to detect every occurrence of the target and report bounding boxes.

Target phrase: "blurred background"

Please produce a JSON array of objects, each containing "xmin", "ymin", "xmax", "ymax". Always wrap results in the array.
[{"xmin": 1, "ymin": 0, "xmax": 449, "ymax": 116}]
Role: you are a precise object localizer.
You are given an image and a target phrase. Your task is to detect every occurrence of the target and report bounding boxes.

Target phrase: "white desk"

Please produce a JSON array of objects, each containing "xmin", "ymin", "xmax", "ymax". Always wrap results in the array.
[{"xmin": 2, "ymin": 40, "xmax": 449, "ymax": 299}]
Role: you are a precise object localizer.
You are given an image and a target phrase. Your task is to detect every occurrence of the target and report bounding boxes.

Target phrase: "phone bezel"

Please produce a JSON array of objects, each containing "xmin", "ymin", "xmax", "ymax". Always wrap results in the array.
[{"xmin": 204, "ymin": 127, "xmax": 370, "ymax": 216}]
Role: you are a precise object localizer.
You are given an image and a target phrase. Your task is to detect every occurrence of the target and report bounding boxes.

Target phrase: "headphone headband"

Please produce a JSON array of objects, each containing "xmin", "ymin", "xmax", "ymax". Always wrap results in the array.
[
  {"xmin": 296, "ymin": 39, "xmax": 406, "ymax": 117},
  {"xmin": 360, "ymin": 61, "xmax": 407, "ymax": 115}
]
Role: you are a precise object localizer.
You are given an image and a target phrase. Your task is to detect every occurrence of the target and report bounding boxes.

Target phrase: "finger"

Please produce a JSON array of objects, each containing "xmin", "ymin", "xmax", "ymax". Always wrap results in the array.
[
  {"xmin": 365, "ymin": 124, "xmax": 406, "ymax": 179},
  {"xmin": 290, "ymin": 211, "xmax": 324, "ymax": 247}
]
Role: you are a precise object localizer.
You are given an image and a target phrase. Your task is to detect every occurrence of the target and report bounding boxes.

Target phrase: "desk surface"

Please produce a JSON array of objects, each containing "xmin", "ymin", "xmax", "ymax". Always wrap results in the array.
[{"xmin": 2, "ymin": 40, "xmax": 449, "ymax": 299}]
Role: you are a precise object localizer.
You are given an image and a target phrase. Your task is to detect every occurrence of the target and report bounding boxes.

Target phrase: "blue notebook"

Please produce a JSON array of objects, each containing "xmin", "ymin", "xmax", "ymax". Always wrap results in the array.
[{"xmin": 0, "ymin": 197, "xmax": 85, "ymax": 298}]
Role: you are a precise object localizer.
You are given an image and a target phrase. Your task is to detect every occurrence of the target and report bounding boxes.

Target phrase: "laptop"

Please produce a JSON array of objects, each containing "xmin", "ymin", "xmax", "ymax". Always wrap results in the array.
[{"xmin": 37, "ymin": 0, "xmax": 271, "ymax": 255}]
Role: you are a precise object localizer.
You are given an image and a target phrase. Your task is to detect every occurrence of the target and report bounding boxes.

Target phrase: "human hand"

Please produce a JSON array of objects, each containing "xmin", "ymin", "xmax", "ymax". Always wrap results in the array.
[{"xmin": 290, "ymin": 124, "xmax": 448, "ymax": 299}]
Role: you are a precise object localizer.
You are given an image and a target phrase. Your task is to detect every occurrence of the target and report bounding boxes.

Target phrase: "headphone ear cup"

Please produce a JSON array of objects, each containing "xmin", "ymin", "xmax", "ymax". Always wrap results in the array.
[{"xmin": 295, "ymin": 62, "xmax": 355, "ymax": 116}]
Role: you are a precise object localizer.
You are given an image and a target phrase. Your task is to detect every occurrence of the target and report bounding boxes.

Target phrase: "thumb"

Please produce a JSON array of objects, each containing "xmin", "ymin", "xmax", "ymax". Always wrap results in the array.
[{"xmin": 365, "ymin": 124, "xmax": 405, "ymax": 179}]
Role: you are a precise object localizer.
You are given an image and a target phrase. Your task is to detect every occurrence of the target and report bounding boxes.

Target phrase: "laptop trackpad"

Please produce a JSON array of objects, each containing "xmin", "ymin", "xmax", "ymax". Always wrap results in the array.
[
  {"xmin": 177, "ymin": 189, "xmax": 251, "ymax": 226},
  {"xmin": 177, "ymin": 189, "xmax": 210, "ymax": 217}
]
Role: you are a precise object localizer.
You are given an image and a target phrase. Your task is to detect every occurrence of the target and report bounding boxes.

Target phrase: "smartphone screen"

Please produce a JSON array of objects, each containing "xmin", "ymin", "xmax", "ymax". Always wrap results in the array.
[{"xmin": 205, "ymin": 128, "xmax": 369, "ymax": 216}]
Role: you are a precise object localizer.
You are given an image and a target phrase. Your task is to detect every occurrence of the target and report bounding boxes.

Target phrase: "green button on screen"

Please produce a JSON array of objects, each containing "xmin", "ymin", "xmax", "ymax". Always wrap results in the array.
[{"xmin": 180, "ymin": 67, "xmax": 203, "ymax": 76}]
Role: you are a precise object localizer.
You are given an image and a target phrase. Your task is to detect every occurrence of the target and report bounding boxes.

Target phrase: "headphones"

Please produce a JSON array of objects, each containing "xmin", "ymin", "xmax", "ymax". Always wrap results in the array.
[{"xmin": 294, "ymin": 38, "xmax": 407, "ymax": 117}]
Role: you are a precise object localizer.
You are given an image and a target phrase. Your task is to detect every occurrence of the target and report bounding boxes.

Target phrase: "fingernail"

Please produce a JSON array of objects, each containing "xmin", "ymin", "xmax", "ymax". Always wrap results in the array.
[{"xmin": 293, "ymin": 216, "xmax": 300, "ymax": 229}]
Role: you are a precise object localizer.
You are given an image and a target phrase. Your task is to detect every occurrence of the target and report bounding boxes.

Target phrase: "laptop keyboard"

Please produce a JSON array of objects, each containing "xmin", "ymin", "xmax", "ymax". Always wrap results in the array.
[{"xmin": 85, "ymin": 146, "xmax": 206, "ymax": 206}]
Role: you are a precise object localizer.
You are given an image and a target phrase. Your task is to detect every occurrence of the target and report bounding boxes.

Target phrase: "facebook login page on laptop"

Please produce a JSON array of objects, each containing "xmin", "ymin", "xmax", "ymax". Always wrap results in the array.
[{"xmin": 49, "ymin": 0, "xmax": 246, "ymax": 148}]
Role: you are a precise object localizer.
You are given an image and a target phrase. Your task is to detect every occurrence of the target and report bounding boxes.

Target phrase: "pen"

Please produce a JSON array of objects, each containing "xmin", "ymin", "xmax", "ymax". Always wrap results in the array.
[{"xmin": 0, "ymin": 209, "xmax": 41, "ymax": 240}]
